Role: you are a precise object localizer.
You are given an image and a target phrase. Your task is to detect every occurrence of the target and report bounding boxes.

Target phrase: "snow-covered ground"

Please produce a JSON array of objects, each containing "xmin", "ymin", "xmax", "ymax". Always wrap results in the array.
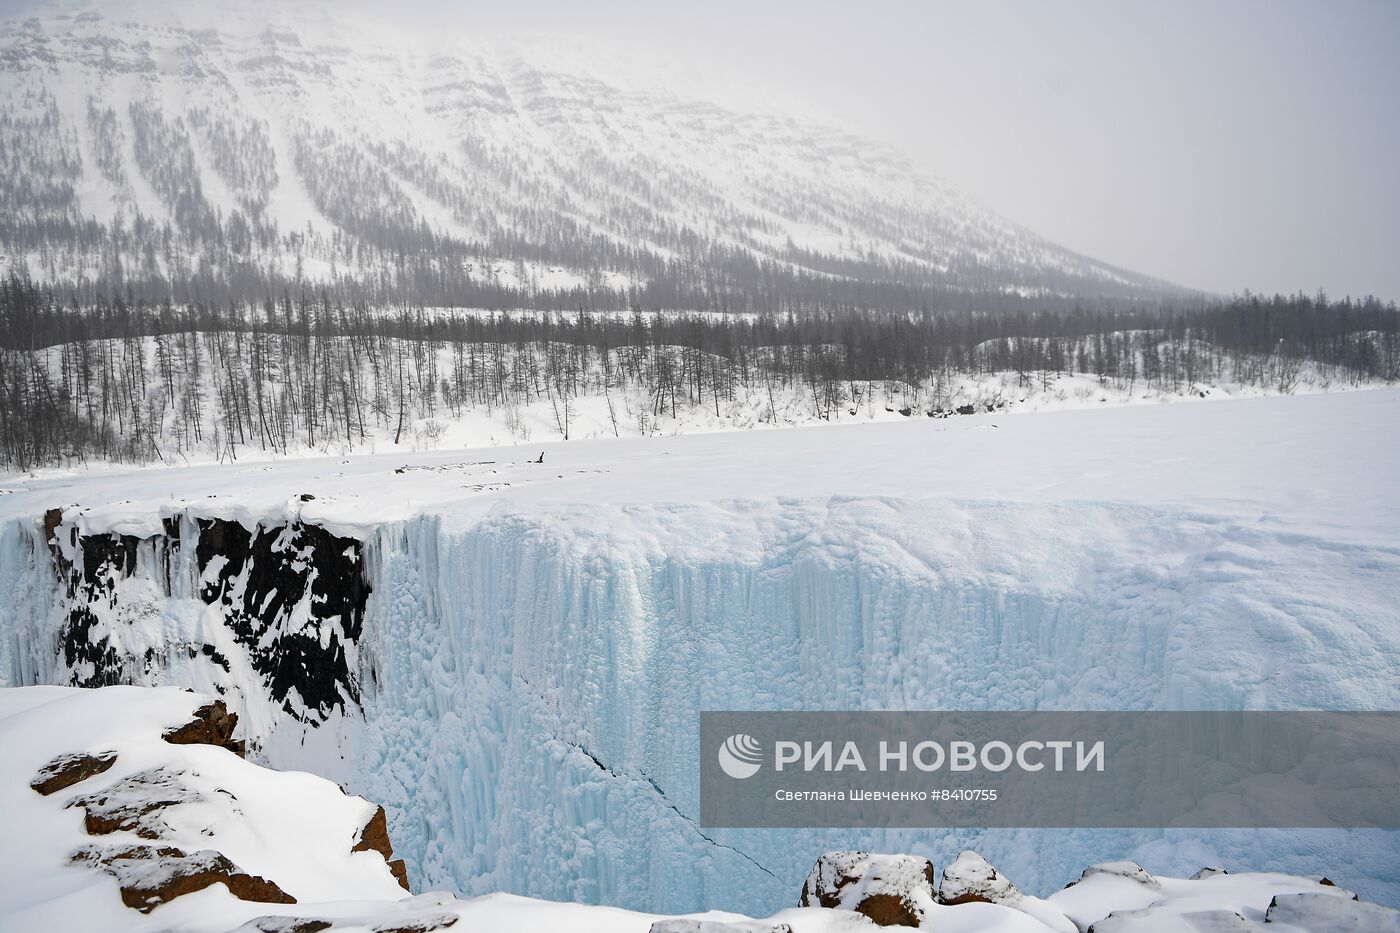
[
  {"xmin": 2, "ymin": 390, "xmax": 1399, "ymax": 916},
  {"xmin": 4, "ymin": 686, "xmax": 1392, "ymax": 932},
  {"xmin": 22, "ymin": 329, "xmax": 1386, "ymax": 468}
]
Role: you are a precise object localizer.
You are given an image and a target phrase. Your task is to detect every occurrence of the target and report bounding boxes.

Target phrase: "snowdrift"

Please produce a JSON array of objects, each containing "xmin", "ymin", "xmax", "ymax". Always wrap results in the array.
[{"xmin": 3, "ymin": 685, "xmax": 1393, "ymax": 932}]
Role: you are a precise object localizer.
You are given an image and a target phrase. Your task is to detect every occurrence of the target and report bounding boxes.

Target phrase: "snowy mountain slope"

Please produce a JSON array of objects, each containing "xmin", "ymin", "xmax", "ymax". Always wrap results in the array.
[
  {"xmin": 2, "ymin": 392, "xmax": 1399, "ymax": 916},
  {"xmin": 3, "ymin": 686, "xmax": 1390, "ymax": 932},
  {"xmin": 0, "ymin": 0, "xmax": 1181, "ymax": 305}
]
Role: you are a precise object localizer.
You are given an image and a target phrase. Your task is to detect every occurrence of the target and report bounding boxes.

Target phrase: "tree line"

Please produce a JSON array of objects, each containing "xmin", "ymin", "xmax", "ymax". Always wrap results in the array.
[{"xmin": 1, "ymin": 271, "xmax": 1395, "ymax": 470}]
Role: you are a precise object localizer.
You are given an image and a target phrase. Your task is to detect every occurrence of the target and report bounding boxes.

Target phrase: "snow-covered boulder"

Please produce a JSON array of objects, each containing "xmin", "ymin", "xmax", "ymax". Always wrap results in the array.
[
  {"xmin": 1264, "ymin": 892, "xmax": 1400, "ymax": 931},
  {"xmin": 1087, "ymin": 907, "xmax": 1262, "ymax": 931},
  {"xmin": 798, "ymin": 851, "xmax": 937, "ymax": 927},
  {"xmin": 1051, "ymin": 867, "xmax": 1372, "ymax": 933},
  {"xmin": 938, "ymin": 851, "xmax": 1077, "ymax": 932},
  {"xmin": 648, "ymin": 920, "xmax": 794, "ymax": 933},
  {"xmin": 939, "ymin": 851, "xmax": 1023, "ymax": 906},
  {"xmin": 1074, "ymin": 862, "xmax": 1161, "ymax": 889}
]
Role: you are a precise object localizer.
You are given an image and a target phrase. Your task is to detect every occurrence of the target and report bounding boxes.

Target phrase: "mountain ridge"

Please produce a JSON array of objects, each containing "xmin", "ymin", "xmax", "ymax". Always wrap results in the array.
[{"xmin": 0, "ymin": 0, "xmax": 1189, "ymax": 310}]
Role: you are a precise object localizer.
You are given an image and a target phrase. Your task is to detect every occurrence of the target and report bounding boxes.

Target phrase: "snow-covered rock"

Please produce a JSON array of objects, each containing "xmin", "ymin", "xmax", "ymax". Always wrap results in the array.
[
  {"xmin": 938, "ymin": 852, "xmax": 1077, "ymax": 933},
  {"xmin": 1050, "ymin": 868, "xmax": 1366, "ymax": 933},
  {"xmin": 940, "ymin": 851, "xmax": 1024, "ymax": 906},
  {"xmin": 0, "ymin": 685, "xmax": 409, "ymax": 931},
  {"xmin": 1087, "ymin": 908, "xmax": 1261, "ymax": 931},
  {"xmin": 1264, "ymin": 892, "xmax": 1400, "ymax": 931},
  {"xmin": 648, "ymin": 920, "xmax": 794, "ymax": 933},
  {"xmin": 799, "ymin": 851, "xmax": 938, "ymax": 927},
  {"xmin": 3, "ymin": 690, "xmax": 1393, "ymax": 933},
  {"xmin": 1074, "ymin": 863, "xmax": 1162, "ymax": 890}
]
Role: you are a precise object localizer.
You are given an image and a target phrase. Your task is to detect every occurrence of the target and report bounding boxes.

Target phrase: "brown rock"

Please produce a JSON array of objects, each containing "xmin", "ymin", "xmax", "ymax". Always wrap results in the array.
[
  {"xmin": 30, "ymin": 751, "xmax": 117, "ymax": 796},
  {"xmin": 162, "ymin": 700, "xmax": 246, "ymax": 757},
  {"xmin": 353, "ymin": 806, "xmax": 410, "ymax": 891},
  {"xmin": 72, "ymin": 843, "xmax": 295, "ymax": 913},
  {"xmin": 353, "ymin": 806, "xmax": 393, "ymax": 858},
  {"xmin": 799, "ymin": 851, "xmax": 936, "ymax": 928},
  {"xmin": 43, "ymin": 507, "xmax": 64, "ymax": 544},
  {"xmin": 852, "ymin": 893, "xmax": 922, "ymax": 927},
  {"xmin": 68, "ymin": 768, "xmax": 202, "ymax": 839}
]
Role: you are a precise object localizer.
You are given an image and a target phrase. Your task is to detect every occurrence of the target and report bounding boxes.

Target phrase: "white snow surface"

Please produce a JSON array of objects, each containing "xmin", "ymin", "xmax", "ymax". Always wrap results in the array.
[
  {"xmin": 1, "ymin": 687, "xmax": 1386, "ymax": 933},
  {"xmin": 0, "ymin": 685, "xmax": 406, "ymax": 932},
  {"xmin": 2, "ymin": 391, "xmax": 1399, "ymax": 916}
]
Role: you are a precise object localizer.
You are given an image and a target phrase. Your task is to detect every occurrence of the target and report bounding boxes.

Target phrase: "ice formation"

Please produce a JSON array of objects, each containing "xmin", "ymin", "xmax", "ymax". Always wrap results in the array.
[{"xmin": 2, "ymin": 392, "xmax": 1399, "ymax": 916}]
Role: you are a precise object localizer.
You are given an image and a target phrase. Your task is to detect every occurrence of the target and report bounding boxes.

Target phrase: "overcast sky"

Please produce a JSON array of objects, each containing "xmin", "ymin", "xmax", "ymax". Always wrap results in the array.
[{"xmin": 6, "ymin": 0, "xmax": 1398, "ymax": 299}]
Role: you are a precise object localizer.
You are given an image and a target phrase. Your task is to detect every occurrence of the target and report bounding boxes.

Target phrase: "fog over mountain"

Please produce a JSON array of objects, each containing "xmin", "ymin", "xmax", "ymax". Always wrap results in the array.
[{"xmin": 0, "ymin": 0, "xmax": 1188, "ymax": 311}]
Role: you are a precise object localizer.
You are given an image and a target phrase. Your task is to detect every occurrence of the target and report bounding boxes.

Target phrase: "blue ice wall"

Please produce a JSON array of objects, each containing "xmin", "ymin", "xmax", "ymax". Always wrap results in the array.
[{"xmin": 342, "ymin": 498, "xmax": 1400, "ymax": 912}]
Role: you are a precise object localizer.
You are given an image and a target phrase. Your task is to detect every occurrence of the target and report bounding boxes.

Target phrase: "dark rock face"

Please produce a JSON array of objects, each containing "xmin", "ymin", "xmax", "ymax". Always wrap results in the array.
[
  {"xmin": 30, "ymin": 751, "xmax": 118, "ymax": 795},
  {"xmin": 46, "ymin": 518, "xmax": 151, "ymax": 688},
  {"xmin": 72, "ymin": 843, "xmax": 296, "ymax": 913},
  {"xmin": 42, "ymin": 511, "xmax": 370, "ymax": 729},
  {"xmin": 354, "ymin": 805, "xmax": 411, "ymax": 891},
  {"xmin": 194, "ymin": 517, "xmax": 369, "ymax": 722},
  {"xmin": 163, "ymin": 700, "xmax": 246, "ymax": 757}
]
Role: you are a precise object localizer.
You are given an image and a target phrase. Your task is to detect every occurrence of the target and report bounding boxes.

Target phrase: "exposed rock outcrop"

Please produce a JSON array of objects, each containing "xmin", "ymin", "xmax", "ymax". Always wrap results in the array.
[
  {"xmin": 163, "ymin": 699, "xmax": 246, "ymax": 756},
  {"xmin": 46, "ymin": 516, "xmax": 150, "ymax": 688},
  {"xmin": 799, "ymin": 851, "xmax": 936, "ymax": 927},
  {"xmin": 30, "ymin": 750, "xmax": 116, "ymax": 795},
  {"xmin": 69, "ymin": 767, "xmax": 204, "ymax": 839},
  {"xmin": 353, "ymin": 805, "xmax": 411, "ymax": 891},
  {"xmin": 194, "ymin": 517, "xmax": 369, "ymax": 723},
  {"xmin": 72, "ymin": 843, "xmax": 295, "ymax": 913},
  {"xmin": 35, "ymin": 511, "xmax": 372, "ymax": 741}
]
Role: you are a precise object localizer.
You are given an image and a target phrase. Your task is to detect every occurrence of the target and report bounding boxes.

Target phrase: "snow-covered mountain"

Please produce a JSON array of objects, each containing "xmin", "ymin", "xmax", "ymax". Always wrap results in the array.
[{"xmin": 0, "ymin": 0, "xmax": 1181, "ymax": 308}]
